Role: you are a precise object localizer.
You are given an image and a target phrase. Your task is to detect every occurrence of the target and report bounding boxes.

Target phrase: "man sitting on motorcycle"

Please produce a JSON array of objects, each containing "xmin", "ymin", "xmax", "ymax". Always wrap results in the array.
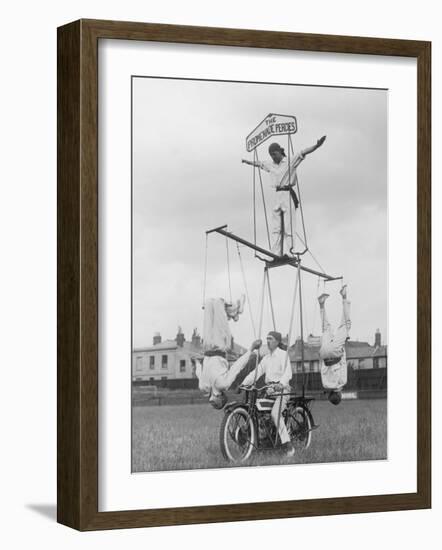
[{"xmin": 241, "ymin": 331, "xmax": 295, "ymax": 457}]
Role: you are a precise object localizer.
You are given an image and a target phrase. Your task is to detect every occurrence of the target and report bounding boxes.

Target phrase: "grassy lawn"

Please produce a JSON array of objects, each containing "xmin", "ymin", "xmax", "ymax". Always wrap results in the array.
[
  {"xmin": 132, "ymin": 399, "xmax": 387, "ymax": 472},
  {"xmin": 132, "ymin": 398, "xmax": 387, "ymax": 473}
]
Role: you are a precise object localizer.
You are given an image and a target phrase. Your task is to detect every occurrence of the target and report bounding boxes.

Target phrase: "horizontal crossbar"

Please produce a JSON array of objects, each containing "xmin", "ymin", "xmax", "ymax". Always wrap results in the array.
[{"xmin": 208, "ymin": 225, "xmax": 342, "ymax": 281}]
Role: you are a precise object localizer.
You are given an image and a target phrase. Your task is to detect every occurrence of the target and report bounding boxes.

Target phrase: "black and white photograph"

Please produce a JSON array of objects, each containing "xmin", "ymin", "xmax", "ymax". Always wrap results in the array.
[{"xmin": 131, "ymin": 76, "xmax": 388, "ymax": 473}]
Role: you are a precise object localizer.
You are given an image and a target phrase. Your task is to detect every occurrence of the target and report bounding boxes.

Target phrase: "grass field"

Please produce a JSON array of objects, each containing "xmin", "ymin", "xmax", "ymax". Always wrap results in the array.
[{"xmin": 132, "ymin": 398, "xmax": 387, "ymax": 472}]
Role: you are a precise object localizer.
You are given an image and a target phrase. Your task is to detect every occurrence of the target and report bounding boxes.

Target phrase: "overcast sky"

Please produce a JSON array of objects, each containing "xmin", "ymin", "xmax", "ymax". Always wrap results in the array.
[{"xmin": 132, "ymin": 77, "xmax": 387, "ymax": 349}]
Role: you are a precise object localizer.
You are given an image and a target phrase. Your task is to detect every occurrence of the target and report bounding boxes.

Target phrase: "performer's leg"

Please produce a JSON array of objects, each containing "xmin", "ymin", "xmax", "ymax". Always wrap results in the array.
[
  {"xmin": 318, "ymin": 294, "xmax": 332, "ymax": 345},
  {"xmin": 334, "ymin": 287, "xmax": 351, "ymax": 348},
  {"xmin": 215, "ymin": 352, "xmax": 256, "ymax": 392},
  {"xmin": 271, "ymin": 393, "xmax": 290, "ymax": 445},
  {"xmin": 271, "ymin": 201, "xmax": 291, "ymax": 255}
]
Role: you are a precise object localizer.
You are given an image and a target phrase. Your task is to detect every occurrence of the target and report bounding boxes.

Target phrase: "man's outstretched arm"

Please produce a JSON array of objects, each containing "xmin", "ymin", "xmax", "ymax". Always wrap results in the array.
[
  {"xmin": 300, "ymin": 135, "xmax": 326, "ymax": 157},
  {"xmin": 241, "ymin": 159, "xmax": 268, "ymax": 171}
]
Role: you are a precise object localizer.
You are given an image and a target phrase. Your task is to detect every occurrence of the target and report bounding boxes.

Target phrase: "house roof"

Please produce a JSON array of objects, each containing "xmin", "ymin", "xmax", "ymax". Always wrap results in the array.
[
  {"xmin": 288, "ymin": 337, "xmax": 387, "ymax": 362},
  {"xmin": 134, "ymin": 337, "xmax": 247, "ymax": 357}
]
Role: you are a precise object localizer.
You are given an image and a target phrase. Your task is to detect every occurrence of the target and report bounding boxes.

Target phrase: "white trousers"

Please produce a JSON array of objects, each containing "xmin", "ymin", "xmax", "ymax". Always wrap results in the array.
[
  {"xmin": 319, "ymin": 299, "xmax": 351, "ymax": 359},
  {"xmin": 271, "ymin": 193, "xmax": 294, "ymax": 255},
  {"xmin": 203, "ymin": 298, "xmax": 232, "ymax": 351},
  {"xmin": 271, "ymin": 390, "xmax": 290, "ymax": 444},
  {"xmin": 212, "ymin": 352, "xmax": 253, "ymax": 392},
  {"xmin": 319, "ymin": 299, "xmax": 351, "ymax": 391}
]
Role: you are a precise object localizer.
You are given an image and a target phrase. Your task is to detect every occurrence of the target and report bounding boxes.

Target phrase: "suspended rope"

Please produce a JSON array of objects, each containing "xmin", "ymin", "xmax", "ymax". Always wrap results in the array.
[
  {"xmin": 252, "ymin": 268, "xmax": 268, "ymax": 386},
  {"xmin": 265, "ymin": 268, "xmax": 276, "ymax": 331},
  {"xmin": 312, "ymin": 276, "xmax": 322, "ymax": 336},
  {"xmin": 294, "ymin": 230, "xmax": 327, "ymax": 275},
  {"xmin": 225, "ymin": 235, "xmax": 232, "ymax": 303},
  {"xmin": 253, "ymin": 154, "xmax": 257, "ymax": 251},
  {"xmin": 236, "ymin": 242, "xmax": 257, "ymax": 338},
  {"xmin": 254, "ymin": 149, "xmax": 272, "ymax": 250},
  {"xmin": 287, "ymin": 134, "xmax": 295, "ymax": 252},
  {"xmin": 298, "ymin": 262, "xmax": 307, "ymax": 398},
  {"xmin": 294, "ymin": 172, "xmax": 308, "ymax": 253},
  {"xmin": 275, "ymin": 264, "xmax": 300, "ymax": 444}
]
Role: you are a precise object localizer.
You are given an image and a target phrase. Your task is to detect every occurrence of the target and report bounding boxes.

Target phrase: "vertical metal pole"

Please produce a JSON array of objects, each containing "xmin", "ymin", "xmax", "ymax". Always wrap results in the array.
[
  {"xmin": 253, "ymin": 268, "xmax": 267, "ymax": 386},
  {"xmin": 253, "ymin": 150, "xmax": 257, "ymax": 251},
  {"xmin": 298, "ymin": 260, "xmax": 306, "ymax": 398},
  {"xmin": 280, "ymin": 211, "xmax": 284, "ymax": 257}
]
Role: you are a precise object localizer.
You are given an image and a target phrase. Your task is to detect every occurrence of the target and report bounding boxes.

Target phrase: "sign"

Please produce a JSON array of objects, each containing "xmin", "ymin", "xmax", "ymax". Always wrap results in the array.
[{"xmin": 246, "ymin": 113, "xmax": 297, "ymax": 152}]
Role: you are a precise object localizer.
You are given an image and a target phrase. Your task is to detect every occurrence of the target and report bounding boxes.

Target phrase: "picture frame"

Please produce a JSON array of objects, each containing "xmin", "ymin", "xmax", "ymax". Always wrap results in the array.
[{"xmin": 57, "ymin": 19, "xmax": 431, "ymax": 531}]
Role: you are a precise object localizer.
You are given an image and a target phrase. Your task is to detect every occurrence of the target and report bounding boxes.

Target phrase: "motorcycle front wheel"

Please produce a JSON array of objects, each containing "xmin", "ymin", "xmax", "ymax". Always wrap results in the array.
[{"xmin": 220, "ymin": 407, "xmax": 256, "ymax": 463}]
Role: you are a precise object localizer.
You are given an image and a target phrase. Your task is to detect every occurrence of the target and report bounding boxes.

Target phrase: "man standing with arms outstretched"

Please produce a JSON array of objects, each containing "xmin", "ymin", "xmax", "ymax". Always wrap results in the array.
[{"xmin": 242, "ymin": 136, "xmax": 326, "ymax": 255}]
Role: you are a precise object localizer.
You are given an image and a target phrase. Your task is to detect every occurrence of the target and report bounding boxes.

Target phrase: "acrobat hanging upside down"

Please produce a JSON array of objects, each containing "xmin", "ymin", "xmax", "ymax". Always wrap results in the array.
[{"xmin": 318, "ymin": 285, "xmax": 351, "ymax": 405}]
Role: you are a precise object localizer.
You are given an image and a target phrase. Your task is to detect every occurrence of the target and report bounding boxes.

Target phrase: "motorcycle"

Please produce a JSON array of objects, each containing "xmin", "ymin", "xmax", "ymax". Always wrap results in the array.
[{"xmin": 220, "ymin": 384, "xmax": 317, "ymax": 463}]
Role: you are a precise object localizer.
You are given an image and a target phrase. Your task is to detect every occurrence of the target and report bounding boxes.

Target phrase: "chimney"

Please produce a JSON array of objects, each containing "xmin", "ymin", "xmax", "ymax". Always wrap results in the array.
[
  {"xmin": 375, "ymin": 329, "xmax": 381, "ymax": 347},
  {"xmin": 191, "ymin": 328, "xmax": 201, "ymax": 348},
  {"xmin": 176, "ymin": 326, "xmax": 185, "ymax": 347},
  {"xmin": 153, "ymin": 332, "xmax": 161, "ymax": 345}
]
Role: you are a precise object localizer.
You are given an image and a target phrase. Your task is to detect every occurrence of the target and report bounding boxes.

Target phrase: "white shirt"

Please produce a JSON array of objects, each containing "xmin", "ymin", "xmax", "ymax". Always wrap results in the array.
[
  {"xmin": 242, "ymin": 347, "xmax": 292, "ymax": 387},
  {"xmin": 197, "ymin": 351, "xmax": 252, "ymax": 396},
  {"xmin": 260, "ymin": 153, "xmax": 305, "ymax": 189},
  {"xmin": 320, "ymin": 351, "xmax": 348, "ymax": 391}
]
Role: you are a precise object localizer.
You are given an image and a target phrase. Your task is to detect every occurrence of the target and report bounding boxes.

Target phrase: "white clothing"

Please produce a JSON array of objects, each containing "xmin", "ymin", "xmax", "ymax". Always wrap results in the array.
[
  {"xmin": 195, "ymin": 351, "xmax": 252, "ymax": 398},
  {"xmin": 259, "ymin": 153, "xmax": 305, "ymax": 189},
  {"xmin": 242, "ymin": 346, "xmax": 292, "ymax": 387},
  {"xmin": 321, "ymin": 353, "xmax": 348, "ymax": 390},
  {"xmin": 203, "ymin": 298, "xmax": 231, "ymax": 351},
  {"xmin": 319, "ymin": 299, "xmax": 351, "ymax": 391},
  {"xmin": 259, "ymin": 154, "xmax": 304, "ymax": 255},
  {"xmin": 242, "ymin": 347, "xmax": 292, "ymax": 444}
]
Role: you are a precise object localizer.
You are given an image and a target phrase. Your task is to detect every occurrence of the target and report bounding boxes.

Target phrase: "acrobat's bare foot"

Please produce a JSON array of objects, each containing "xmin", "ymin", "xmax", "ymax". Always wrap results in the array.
[
  {"xmin": 318, "ymin": 293, "xmax": 330, "ymax": 306},
  {"xmin": 340, "ymin": 285, "xmax": 348, "ymax": 300}
]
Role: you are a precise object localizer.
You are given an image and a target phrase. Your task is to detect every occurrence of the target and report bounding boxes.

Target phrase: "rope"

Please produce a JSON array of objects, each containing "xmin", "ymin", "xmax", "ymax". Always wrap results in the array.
[
  {"xmin": 294, "ymin": 231, "xmax": 327, "ymax": 275},
  {"xmin": 252, "ymin": 268, "xmax": 268, "ymax": 386},
  {"xmin": 283, "ymin": 266, "xmax": 300, "ymax": 370},
  {"xmin": 236, "ymin": 243, "xmax": 256, "ymax": 338},
  {"xmin": 253, "ymin": 156, "xmax": 257, "ymax": 251},
  {"xmin": 265, "ymin": 268, "xmax": 276, "ymax": 331},
  {"xmin": 288, "ymin": 135, "xmax": 293, "ymax": 252},
  {"xmin": 298, "ymin": 262, "xmax": 307, "ymax": 397},
  {"xmin": 254, "ymin": 150, "xmax": 271, "ymax": 250},
  {"xmin": 312, "ymin": 276, "xmax": 321, "ymax": 335},
  {"xmin": 275, "ymin": 264, "xmax": 300, "ymax": 444},
  {"xmin": 294, "ymin": 172, "xmax": 308, "ymax": 252},
  {"xmin": 225, "ymin": 236, "xmax": 232, "ymax": 303}
]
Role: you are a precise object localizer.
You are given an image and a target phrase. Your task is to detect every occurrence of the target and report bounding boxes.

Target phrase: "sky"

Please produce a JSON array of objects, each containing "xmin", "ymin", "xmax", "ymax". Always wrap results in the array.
[{"xmin": 132, "ymin": 77, "xmax": 388, "ymax": 349}]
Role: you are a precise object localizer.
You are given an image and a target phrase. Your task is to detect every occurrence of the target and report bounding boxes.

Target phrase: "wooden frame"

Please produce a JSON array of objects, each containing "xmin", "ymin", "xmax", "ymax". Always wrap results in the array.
[{"xmin": 57, "ymin": 19, "xmax": 431, "ymax": 531}]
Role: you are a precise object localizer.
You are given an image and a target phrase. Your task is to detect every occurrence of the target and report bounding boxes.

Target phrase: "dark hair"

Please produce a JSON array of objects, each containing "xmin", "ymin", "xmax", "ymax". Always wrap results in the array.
[
  {"xmin": 210, "ymin": 392, "xmax": 227, "ymax": 410},
  {"xmin": 268, "ymin": 142, "xmax": 286, "ymax": 157},
  {"xmin": 328, "ymin": 391, "xmax": 342, "ymax": 406}
]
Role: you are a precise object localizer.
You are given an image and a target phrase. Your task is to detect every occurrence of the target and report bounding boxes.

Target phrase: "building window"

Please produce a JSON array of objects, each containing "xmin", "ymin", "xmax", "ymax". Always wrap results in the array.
[
  {"xmin": 373, "ymin": 357, "xmax": 379, "ymax": 369},
  {"xmin": 180, "ymin": 359, "xmax": 186, "ymax": 373},
  {"xmin": 161, "ymin": 355, "xmax": 168, "ymax": 369},
  {"xmin": 149, "ymin": 356, "xmax": 155, "ymax": 369},
  {"xmin": 135, "ymin": 356, "xmax": 143, "ymax": 372}
]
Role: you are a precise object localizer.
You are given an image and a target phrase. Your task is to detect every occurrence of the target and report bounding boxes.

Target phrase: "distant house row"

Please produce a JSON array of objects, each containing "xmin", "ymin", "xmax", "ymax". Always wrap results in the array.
[
  {"xmin": 132, "ymin": 328, "xmax": 387, "ymax": 385},
  {"xmin": 291, "ymin": 329, "xmax": 387, "ymax": 373}
]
